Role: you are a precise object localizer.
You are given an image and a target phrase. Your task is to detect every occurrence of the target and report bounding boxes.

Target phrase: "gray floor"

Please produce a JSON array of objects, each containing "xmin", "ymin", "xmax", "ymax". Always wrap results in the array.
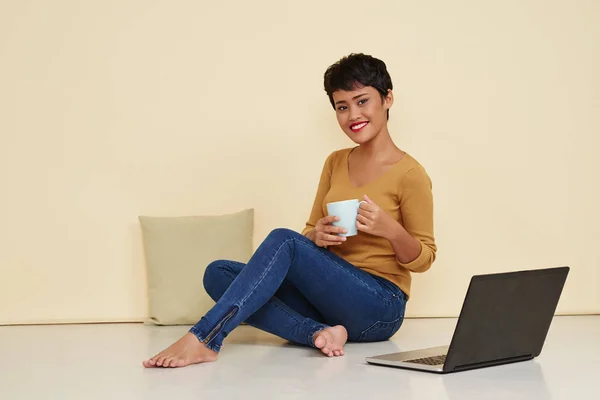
[{"xmin": 1, "ymin": 316, "xmax": 598, "ymax": 399}]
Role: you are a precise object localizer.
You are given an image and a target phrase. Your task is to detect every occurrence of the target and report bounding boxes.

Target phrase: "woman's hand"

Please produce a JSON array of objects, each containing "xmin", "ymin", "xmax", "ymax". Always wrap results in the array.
[
  {"xmin": 309, "ymin": 216, "xmax": 348, "ymax": 248},
  {"xmin": 356, "ymin": 194, "xmax": 401, "ymax": 240}
]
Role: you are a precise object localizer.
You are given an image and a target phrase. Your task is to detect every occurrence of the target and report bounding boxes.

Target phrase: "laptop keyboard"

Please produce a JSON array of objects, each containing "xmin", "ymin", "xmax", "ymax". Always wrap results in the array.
[{"xmin": 405, "ymin": 354, "xmax": 447, "ymax": 366}]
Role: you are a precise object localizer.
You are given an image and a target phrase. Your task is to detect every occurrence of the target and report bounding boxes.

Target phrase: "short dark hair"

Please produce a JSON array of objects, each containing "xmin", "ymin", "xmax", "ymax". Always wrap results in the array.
[{"xmin": 323, "ymin": 53, "xmax": 393, "ymax": 120}]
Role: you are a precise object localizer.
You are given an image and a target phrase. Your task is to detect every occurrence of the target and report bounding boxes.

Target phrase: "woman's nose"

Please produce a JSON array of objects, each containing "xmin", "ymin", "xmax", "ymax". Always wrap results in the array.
[{"xmin": 349, "ymin": 106, "xmax": 362, "ymax": 121}]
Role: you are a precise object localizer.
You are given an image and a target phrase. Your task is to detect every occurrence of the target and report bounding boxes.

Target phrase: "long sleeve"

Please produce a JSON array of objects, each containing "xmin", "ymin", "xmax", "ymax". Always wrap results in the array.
[
  {"xmin": 301, "ymin": 153, "xmax": 335, "ymax": 236},
  {"xmin": 396, "ymin": 166, "xmax": 437, "ymax": 273}
]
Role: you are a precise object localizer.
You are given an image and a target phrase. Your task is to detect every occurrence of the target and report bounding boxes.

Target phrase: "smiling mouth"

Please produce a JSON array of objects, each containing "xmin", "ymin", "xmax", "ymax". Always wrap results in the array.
[{"xmin": 350, "ymin": 122, "xmax": 369, "ymax": 132}]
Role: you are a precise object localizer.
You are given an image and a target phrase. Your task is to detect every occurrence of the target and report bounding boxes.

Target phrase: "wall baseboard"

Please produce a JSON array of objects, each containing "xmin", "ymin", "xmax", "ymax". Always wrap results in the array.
[
  {"xmin": 1, "ymin": 313, "xmax": 598, "ymax": 327},
  {"xmin": 0, "ymin": 318, "xmax": 144, "ymax": 327}
]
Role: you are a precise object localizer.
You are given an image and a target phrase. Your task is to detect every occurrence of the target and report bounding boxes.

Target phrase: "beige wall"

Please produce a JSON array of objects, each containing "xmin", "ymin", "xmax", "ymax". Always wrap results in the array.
[{"xmin": 1, "ymin": 0, "xmax": 598, "ymax": 324}]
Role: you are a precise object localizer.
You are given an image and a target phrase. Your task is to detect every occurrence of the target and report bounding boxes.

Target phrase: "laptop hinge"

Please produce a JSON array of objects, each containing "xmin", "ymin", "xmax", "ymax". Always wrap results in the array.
[{"xmin": 449, "ymin": 354, "xmax": 533, "ymax": 372}]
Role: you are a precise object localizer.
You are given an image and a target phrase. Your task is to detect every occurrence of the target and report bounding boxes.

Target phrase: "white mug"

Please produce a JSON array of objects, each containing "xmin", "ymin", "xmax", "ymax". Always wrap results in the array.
[{"xmin": 326, "ymin": 199, "xmax": 367, "ymax": 237}]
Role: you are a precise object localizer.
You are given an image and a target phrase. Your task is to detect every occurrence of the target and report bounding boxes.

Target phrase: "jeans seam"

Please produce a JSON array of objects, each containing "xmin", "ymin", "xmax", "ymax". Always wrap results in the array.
[
  {"xmin": 237, "ymin": 237, "xmax": 295, "ymax": 308},
  {"xmin": 220, "ymin": 267, "xmax": 304, "ymax": 323},
  {"xmin": 270, "ymin": 300, "xmax": 303, "ymax": 322},
  {"xmin": 219, "ymin": 266, "xmax": 299, "ymax": 321},
  {"xmin": 294, "ymin": 239, "xmax": 392, "ymax": 304}
]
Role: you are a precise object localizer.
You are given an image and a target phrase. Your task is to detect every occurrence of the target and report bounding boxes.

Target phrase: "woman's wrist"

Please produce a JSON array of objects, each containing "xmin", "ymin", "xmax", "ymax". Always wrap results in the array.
[{"xmin": 385, "ymin": 220, "xmax": 404, "ymax": 242}]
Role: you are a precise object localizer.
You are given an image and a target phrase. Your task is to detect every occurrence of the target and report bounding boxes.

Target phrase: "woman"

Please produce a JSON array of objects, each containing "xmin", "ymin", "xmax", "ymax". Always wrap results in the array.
[{"xmin": 143, "ymin": 53, "xmax": 436, "ymax": 368}]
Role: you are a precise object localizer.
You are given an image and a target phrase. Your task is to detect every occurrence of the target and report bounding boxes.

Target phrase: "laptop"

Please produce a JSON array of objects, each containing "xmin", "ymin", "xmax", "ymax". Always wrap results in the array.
[{"xmin": 366, "ymin": 266, "xmax": 569, "ymax": 373}]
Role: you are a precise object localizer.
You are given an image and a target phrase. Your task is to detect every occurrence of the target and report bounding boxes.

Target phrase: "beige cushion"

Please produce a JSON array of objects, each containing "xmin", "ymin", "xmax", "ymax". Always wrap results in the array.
[{"xmin": 139, "ymin": 209, "xmax": 254, "ymax": 325}]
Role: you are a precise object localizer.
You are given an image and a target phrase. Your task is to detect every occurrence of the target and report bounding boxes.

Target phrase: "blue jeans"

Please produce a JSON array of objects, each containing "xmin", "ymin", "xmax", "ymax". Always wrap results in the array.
[{"xmin": 189, "ymin": 228, "xmax": 407, "ymax": 352}]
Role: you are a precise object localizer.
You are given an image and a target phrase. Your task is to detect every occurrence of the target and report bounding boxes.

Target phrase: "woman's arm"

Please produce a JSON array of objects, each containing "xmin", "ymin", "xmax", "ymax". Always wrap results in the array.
[
  {"xmin": 392, "ymin": 166, "xmax": 437, "ymax": 273},
  {"xmin": 387, "ymin": 222, "xmax": 423, "ymax": 264}
]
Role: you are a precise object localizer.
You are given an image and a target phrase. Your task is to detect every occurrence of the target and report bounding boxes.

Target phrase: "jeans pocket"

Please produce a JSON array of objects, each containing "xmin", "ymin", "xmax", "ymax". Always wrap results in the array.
[{"xmin": 358, "ymin": 316, "xmax": 403, "ymax": 342}]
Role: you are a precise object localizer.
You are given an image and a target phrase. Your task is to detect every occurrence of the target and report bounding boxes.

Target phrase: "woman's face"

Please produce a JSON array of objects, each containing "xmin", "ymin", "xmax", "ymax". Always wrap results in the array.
[{"xmin": 332, "ymin": 85, "xmax": 393, "ymax": 145}]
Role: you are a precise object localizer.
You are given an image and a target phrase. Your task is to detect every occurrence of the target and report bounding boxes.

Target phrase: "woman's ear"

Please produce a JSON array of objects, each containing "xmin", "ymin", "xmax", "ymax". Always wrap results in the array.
[{"xmin": 384, "ymin": 89, "xmax": 394, "ymax": 110}]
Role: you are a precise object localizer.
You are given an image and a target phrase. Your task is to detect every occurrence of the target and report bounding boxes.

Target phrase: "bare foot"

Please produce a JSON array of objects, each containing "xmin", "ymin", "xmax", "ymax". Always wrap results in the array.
[
  {"xmin": 143, "ymin": 332, "xmax": 219, "ymax": 368},
  {"xmin": 313, "ymin": 325, "xmax": 348, "ymax": 357}
]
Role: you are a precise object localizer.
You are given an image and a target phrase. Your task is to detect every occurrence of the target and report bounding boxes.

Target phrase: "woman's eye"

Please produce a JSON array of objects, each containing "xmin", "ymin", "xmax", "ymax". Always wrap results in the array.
[
  {"xmin": 358, "ymin": 99, "xmax": 368, "ymax": 105},
  {"xmin": 337, "ymin": 105, "xmax": 348, "ymax": 111}
]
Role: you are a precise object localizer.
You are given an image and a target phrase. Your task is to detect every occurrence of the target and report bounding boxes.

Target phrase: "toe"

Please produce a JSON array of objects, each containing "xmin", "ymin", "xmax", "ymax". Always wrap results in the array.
[
  {"xmin": 156, "ymin": 356, "xmax": 166, "ymax": 367},
  {"xmin": 333, "ymin": 350, "xmax": 341, "ymax": 356},
  {"xmin": 314, "ymin": 335, "xmax": 325, "ymax": 349}
]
